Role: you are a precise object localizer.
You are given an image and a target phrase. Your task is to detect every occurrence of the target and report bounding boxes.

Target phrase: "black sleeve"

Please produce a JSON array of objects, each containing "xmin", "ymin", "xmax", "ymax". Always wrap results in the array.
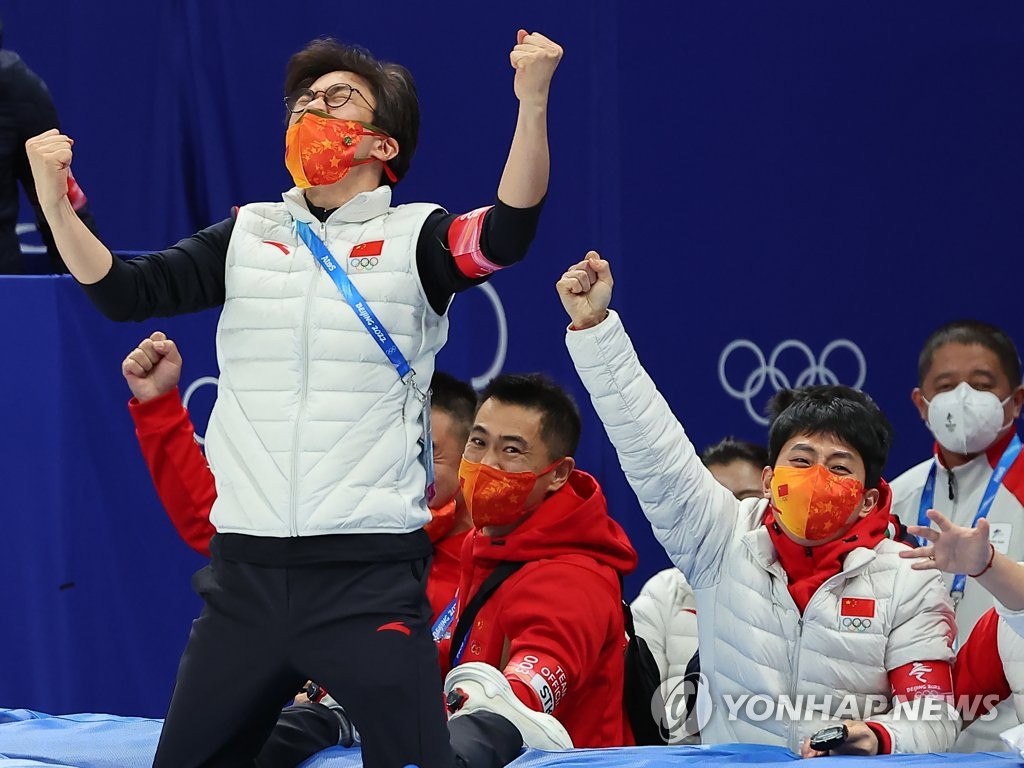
[
  {"xmin": 9, "ymin": 60, "xmax": 61, "ymax": 266},
  {"xmin": 81, "ymin": 217, "xmax": 233, "ymax": 321},
  {"xmin": 416, "ymin": 197, "xmax": 545, "ymax": 315},
  {"xmin": 9, "ymin": 58, "xmax": 101, "ymax": 274}
]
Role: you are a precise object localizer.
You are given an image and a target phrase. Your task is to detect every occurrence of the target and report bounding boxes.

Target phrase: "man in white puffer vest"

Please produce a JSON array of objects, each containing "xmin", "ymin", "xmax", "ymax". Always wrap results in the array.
[
  {"xmin": 631, "ymin": 438, "xmax": 768, "ymax": 743},
  {"xmin": 557, "ymin": 251, "xmax": 960, "ymax": 756},
  {"xmin": 26, "ymin": 31, "xmax": 562, "ymax": 768}
]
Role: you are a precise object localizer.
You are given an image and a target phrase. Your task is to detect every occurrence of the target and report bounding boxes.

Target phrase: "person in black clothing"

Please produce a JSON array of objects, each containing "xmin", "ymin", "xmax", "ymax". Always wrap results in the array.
[
  {"xmin": 27, "ymin": 31, "xmax": 562, "ymax": 768},
  {"xmin": 0, "ymin": 17, "xmax": 96, "ymax": 273}
]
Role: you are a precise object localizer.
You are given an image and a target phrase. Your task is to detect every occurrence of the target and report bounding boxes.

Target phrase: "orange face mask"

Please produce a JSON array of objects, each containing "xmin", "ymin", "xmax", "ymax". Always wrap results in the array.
[
  {"xmin": 284, "ymin": 110, "xmax": 396, "ymax": 188},
  {"xmin": 770, "ymin": 464, "xmax": 866, "ymax": 542},
  {"xmin": 458, "ymin": 457, "xmax": 561, "ymax": 529},
  {"xmin": 423, "ymin": 498, "xmax": 458, "ymax": 543}
]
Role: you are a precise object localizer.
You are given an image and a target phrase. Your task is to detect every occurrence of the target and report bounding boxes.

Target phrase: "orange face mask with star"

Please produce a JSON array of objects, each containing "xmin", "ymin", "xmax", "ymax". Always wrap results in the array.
[
  {"xmin": 770, "ymin": 464, "xmax": 865, "ymax": 542},
  {"xmin": 458, "ymin": 458, "xmax": 562, "ymax": 529},
  {"xmin": 284, "ymin": 110, "xmax": 397, "ymax": 188}
]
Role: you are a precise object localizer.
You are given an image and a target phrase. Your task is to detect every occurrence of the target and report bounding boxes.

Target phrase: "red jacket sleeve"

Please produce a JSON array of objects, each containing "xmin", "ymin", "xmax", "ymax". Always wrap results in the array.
[
  {"xmin": 953, "ymin": 607, "xmax": 1012, "ymax": 725},
  {"xmin": 498, "ymin": 562, "xmax": 619, "ymax": 716},
  {"xmin": 128, "ymin": 387, "xmax": 216, "ymax": 556}
]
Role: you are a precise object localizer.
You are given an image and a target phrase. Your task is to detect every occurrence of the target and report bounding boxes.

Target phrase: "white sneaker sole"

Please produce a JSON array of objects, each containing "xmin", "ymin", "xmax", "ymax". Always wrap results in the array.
[{"xmin": 446, "ymin": 663, "xmax": 573, "ymax": 751}]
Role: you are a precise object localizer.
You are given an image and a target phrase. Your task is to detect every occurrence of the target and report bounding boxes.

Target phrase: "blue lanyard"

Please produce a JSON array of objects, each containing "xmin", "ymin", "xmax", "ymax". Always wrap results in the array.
[
  {"xmin": 297, "ymin": 220, "xmax": 436, "ymax": 502},
  {"xmin": 453, "ymin": 629, "xmax": 471, "ymax": 666},
  {"xmin": 917, "ymin": 434, "xmax": 1022, "ymax": 600},
  {"xmin": 431, "ymin": 595, "xmax": 472, "ymax": 664},
  {"xmin": 431, "ymin": 596, "xmax": 458, "ymax": 644},
  {"xmin": 295, "ymin": 221, "xmax": 413, "ymax": 383}
]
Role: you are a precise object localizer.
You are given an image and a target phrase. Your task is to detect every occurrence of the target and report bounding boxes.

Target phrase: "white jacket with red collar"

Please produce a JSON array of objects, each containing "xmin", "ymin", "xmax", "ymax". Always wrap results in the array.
[
  {"xmin": 891, "ymin": 434, "xmax": 1024, "ymax": 751},
  {"xmin": 566, "ymin": 310, "xmax": 959, "ymax": 754}
]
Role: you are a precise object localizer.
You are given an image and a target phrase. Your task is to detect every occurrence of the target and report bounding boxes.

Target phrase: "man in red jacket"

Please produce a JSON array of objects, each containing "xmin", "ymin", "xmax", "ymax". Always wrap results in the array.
[
  {"xmin": 437, "ymin": 372, "xmax": 639, "ymax": 749},
  {"xmin": 422, "ymin": 371, "xmax": 478, "ymax": 619}
]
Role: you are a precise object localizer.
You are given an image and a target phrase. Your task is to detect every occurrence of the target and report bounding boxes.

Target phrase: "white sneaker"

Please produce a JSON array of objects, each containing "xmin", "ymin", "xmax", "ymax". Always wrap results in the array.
[{"xmin": 444, "ymin": 662, "xmax": 574, "ymax": 751}]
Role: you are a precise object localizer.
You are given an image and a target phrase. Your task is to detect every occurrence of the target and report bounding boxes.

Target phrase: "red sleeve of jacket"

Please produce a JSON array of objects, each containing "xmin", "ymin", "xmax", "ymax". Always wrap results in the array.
[
  {"xmin": 499, "ymin": 562, "xmax": 618, "ymax": 715},
  {"xmin": 128, "ymin": 387, "xmax": 216, "ymax": 557},
  {"xmin": 953, "ymin": 607, "xmax": 1012, "ymax": 724}
]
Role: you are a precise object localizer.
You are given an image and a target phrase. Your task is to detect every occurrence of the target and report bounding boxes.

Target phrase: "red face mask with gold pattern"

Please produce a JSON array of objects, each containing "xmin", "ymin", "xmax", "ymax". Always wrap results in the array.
[
  {"xmin": 459, "ymin": 457, "xmax": 561, "ymax": 529},
  {"xmin": 770, "ymin": 464, "xmax": 865, "ymax": 542},
  {"xmin": 284, "ymin": 110, "xmax": 396, "ymax": 188}
]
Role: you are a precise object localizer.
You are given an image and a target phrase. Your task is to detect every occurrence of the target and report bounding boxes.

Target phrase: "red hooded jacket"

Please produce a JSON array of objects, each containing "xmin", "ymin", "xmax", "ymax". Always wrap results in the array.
[
  {"xmin": 128, "ymin": 387, "xmax": 462, "ymax": 621},
  {"xmin": 438, "ymin": 470, "xmax": 638, "ymax": 748}
]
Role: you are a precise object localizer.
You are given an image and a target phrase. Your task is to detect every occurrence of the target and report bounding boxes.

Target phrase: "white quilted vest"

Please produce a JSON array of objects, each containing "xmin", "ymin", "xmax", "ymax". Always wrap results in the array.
[{"xmin": 206, "ymin": 185, "xmax": 448, "ymax": 537}]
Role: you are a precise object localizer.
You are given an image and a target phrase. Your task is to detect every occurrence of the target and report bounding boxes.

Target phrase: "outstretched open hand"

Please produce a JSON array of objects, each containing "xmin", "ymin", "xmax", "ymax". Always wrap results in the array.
[{"xmin": 900, "ymin": 510, "xmax": 993, "ymax": 575}]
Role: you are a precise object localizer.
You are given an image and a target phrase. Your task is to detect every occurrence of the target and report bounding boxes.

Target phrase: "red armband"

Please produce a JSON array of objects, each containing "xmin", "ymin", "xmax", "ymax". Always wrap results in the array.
[
  {"xmin": 889, "ymin": 660, "xmax": 953, "ymax": 705},
  {"xmin": 507, "ymin": 677, "xmax": 544, "ymax": 713},
  {"xmin": 504, "ymin": 653, "xmax": 570, "ymax": 715},
  {"xmin": 448, "ymin": 206, "xmax": 500, "ymax": 278}
]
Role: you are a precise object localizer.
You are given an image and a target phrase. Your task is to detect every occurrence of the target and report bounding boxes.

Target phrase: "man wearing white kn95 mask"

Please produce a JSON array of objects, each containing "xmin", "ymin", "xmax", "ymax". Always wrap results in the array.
[{"xmin": 891, "ymin": 320, "xmax": 1024, "ymax": 752}]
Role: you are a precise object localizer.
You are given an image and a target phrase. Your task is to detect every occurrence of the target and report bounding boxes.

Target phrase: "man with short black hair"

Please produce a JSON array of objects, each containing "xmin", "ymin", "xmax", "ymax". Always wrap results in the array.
[
  {"xmin": 440, "ymin": 373, "xmax": 639, "ymax": 749},
  {"xmin": 558, "ymin": 251, "xmax": 959, "ymax": 755},
  {"xmin": 891, "ymin": 319, "xmax": 1024, "ymax": 750},
  {"xmin": 631, "ymin": 437, "xmax": 769, "ymax": 742}
]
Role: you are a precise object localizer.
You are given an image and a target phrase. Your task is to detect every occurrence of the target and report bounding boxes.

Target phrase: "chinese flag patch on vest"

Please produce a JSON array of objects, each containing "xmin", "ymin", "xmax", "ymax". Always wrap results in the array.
[
  {"xmin": 351, "ymin": 240, "xmax": 384, "ymax": 259},
  {"xmin": 841, "ymin": 597, "xmax": 875, "ymax": 618}
]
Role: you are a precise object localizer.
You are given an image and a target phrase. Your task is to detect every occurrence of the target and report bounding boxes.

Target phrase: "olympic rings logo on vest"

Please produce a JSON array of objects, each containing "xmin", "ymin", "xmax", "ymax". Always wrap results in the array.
[
  {"xmin": 349, "ymin": 256, "xmax": 379, "ymax": 271},
  {"xmin": 718, "ymin": 339, "xmax": 867, "ymax": 425},
  {"xmin": 182, "ymin": 284, "xmax": 509, "ymax": 444}
]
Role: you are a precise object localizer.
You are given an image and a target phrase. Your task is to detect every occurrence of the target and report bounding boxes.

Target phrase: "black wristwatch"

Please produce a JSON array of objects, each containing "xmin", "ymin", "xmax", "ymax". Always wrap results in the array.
[
  {"xmin": 304, "ymin": 681, "xmax": 325, "ymax": 703},
  {"xmin": 809, "ymin": 723, "xmax": 849, "ymax": 752}
]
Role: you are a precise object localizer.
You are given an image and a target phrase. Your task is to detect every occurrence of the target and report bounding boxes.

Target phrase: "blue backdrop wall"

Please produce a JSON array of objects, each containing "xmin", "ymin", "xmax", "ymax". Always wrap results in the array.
[{"xmin": 1, "ymin": 1, "xmax": 1022, "ymax": 717}]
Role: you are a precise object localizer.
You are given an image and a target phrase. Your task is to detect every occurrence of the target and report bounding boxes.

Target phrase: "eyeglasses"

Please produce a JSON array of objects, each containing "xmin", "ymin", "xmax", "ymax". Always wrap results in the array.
[{"xmin": 284, "ymin": 83, "xmax": 375, "ymax": 114}]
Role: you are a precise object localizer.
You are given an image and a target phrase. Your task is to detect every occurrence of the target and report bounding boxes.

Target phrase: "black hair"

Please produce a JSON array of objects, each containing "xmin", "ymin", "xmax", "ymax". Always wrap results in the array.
[
  {"xmin": 700, "ymin": 437, "xmax": 769, "ymax": 470},
  {"xmin": 285, "ymin": 38, "xmax": 419, "ymax": 186},
  {"xmin": 430, "ymin": 371, "xmax": 477, "ymax": 447},
  {"xmin": 766, "ymin": 385, "xmax": 892, "ymax": 488},
  {"xmin": 478, "ymin": 373, "xmax": 582, "ymax": 460},
  {"xmin": 917, "ymin": 320, "xmax": 1022, "ymax": 388}
]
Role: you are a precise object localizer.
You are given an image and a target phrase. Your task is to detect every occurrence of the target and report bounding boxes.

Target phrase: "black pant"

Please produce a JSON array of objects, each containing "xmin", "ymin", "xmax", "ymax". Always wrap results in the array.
[
  {"xmin": 254, "ymin": 703, "xmax": 347, "ymax": 768},
  {"xmin": 256, "ymin": 703, "xmax": 523, "ymax": 768},
  {"xmin": 153, "ymin": 555, "xmax": 454, "ymax": 768}
]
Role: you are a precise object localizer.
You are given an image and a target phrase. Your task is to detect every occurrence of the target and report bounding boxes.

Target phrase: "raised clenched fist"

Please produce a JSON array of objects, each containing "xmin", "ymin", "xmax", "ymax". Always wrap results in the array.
[
  {"xmin": 25, "ymin": 129, "xmax": 76, "ymax": 211},
  {"xmin": 122, "ymin": 331, "xmax": 184, "ymax": 403},
  {"xmin": 556, "ymin": 250, "xmax": 614, "ymax": 330},
  {"xmin": 510, "ymin": 30, "xmax": 563, "ymax": 107}
]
